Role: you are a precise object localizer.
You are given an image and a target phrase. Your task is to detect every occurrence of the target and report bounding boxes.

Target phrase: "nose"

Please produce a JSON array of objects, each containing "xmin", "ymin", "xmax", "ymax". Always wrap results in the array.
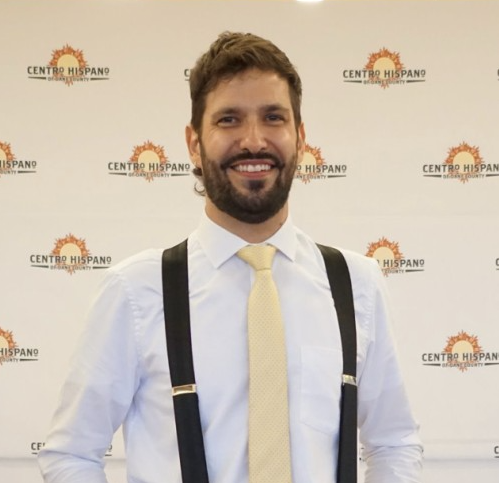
[{"xmin": 239, "ymin": 119, "xmax": 268, "ymax": 153}]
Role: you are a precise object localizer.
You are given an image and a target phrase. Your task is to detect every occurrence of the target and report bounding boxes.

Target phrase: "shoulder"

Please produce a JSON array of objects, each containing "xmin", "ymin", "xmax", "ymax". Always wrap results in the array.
[
  {"xmin": 339, "ymin": 248, "xmax": 382, "ymax": 286},
  {"xmin": 102, "ymin": 248, "xmax": 164, "ymax": 297},
  {"xmin": 294, "ymin": 226, "xmax": 381, "ymax": 285},
  {"xmin": 322, "ymin": 245, "xmax": 384, "ymax": 301},
  {"xmin": 109, "ymin": 248, "xmax": 163, "ymax": 278},
  {"xmin": 295, "ymin": 227, "xmax": 385, "ymax": 310}
]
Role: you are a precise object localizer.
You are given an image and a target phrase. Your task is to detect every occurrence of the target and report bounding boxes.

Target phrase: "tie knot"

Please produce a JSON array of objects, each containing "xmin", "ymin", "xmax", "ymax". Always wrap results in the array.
[{"xmin": 237, "ymin": 244, "xmax": 276, "ymax": 271}]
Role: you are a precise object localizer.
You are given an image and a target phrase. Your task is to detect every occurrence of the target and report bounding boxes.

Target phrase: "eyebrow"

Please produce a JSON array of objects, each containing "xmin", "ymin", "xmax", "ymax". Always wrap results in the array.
[
  {"xmin": 261, "ymin": 103, "xmax": 289, "ymax": 112},
  {"xmin": 261, "ymin": 104, "xmax": 291, "ymax": 116}
]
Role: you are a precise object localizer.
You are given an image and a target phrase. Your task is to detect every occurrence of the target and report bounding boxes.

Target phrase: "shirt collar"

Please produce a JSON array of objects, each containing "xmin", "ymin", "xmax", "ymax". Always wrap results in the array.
[{"xmin": 197, "ymin": 211, "xmax": 297, "ymax": 269}]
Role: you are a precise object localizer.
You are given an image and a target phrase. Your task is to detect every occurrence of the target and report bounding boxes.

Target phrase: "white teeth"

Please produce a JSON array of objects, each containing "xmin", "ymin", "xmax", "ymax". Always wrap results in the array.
[{"xmin": 234, "ymin": 164, "xmax": 272, "ymax": 173}]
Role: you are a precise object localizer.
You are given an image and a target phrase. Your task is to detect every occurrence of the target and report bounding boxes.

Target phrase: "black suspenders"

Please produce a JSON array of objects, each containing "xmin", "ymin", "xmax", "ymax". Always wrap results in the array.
[
  {"xmin": 162, "ymin": 240, "xmax": 357, "ymax": 483},
  {"xmin": 162, "ymin": 240, "xmax": 209, "ymax": 483},
  {"xmin": 317, "ymin": 244, "xmax": 358, "ymax": 483}
]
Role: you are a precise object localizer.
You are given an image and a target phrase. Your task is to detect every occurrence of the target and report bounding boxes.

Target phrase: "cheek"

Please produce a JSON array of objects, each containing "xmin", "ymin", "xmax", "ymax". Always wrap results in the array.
[
  {"xmin": 201, "ymin": 135, "xmax": 229, "ymax": 160},
  {"xmin": 277, "ymin": 131, "xmax": 299, "ymax": 152}
]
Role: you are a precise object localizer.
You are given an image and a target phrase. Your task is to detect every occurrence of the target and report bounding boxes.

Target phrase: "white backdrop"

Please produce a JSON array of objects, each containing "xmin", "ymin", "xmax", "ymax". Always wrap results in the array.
[{"xmin": 1, "ymin": 0, "xmax": 498, "ymax": 481}]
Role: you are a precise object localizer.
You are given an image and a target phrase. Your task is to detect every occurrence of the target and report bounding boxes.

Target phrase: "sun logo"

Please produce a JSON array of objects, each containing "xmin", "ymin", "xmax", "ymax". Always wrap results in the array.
[
  {"xmin": 0, "ymin": 327, "xmax": 17, "ymax": 365},
  {"xmin": 49, "ymin": 44, "xmax": 88, "ymax": 86},
  {"xmin": 444, "ymin": 142, "xmax": 483, "ymax": 183},
  {"xmin": 295, "ymin": 144, "xmax": 325, "ymax": 183},
  {"xmin": 365, "ymin": 48, "xmax": 404, "ymax": 89},
  {"xmin": 0, "ymin": 141, "xmax": 15, "ymax": 175},
  {"xmin": 130, "ymin": 141, "xmax": 169, "ymax": 182},
  {"xmin": 443, "ymin": 331, "xmax": 482, "ymax": 372},
  {"xmin": 51, "ymin": 234, "xmax": 90, "ymax": 274},
  {"xmin": 366, "ymin": 237, "xmax": 404, "ymax": 276}
]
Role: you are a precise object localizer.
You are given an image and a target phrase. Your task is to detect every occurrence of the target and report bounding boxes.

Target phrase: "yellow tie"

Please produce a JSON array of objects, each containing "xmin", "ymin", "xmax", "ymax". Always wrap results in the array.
[{"xmin": 237, "ymin": 244, "xmax": 292, "ymax": 483}]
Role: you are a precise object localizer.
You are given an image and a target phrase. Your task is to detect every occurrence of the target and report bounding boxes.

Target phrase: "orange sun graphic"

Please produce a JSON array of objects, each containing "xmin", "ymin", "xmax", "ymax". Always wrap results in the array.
[
  {"xmin": 0, "ymin": 328, "xmax": 17, "ymax": 365},
  {"xmin": 295, "ymin": 144, "xmax": 325, "ymax": 184},
  {"xmin": 366, "ymin": 237, "xmax": 404, "ymax": 276},
  {"xmin": 0, "ymin": 141, "xmax": 15, "ymax": 175},
  {"xmin": 51, "ymin": 234, "xmax": 90, "ymax": 274},
  {"xmin": 49, "ymin": 44, "xmax": 88, "ymax": 86},
  {"xmin": 130, "ymin": 141, "xmax": 169, "ymax": 182},
  {"xmin": 365, "ymin": 48, "xmax": 404, "ymax": 89},
  {"xmin": 444, "ymin": 142, "xmax": 483, "ymax": 183},
  {"xmin": 443, "ymin": 331, "xmax": 482, "ymax": 372}
]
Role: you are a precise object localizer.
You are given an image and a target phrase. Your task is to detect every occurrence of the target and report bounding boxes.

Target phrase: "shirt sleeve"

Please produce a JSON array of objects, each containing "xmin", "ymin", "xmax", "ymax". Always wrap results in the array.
[
  {"xmin": 38, "ymin": 269, "xmax": 141, "ymax": 483},
  {"xmin": 356, "ymin": 260, "xmax": 423, "ymax": 483}
]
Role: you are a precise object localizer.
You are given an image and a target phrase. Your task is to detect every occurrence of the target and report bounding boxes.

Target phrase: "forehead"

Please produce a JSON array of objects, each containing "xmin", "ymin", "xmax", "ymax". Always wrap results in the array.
[{"xmin": 204, "ymin": 69, "xmax": 292, "ymax": 114}]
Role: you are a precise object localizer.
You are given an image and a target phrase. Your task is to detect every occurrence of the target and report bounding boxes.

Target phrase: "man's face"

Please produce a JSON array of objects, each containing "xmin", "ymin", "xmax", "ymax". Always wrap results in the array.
[{"xmin": 187, "ymin": 68, "xmax": 305, "ymax": 224}]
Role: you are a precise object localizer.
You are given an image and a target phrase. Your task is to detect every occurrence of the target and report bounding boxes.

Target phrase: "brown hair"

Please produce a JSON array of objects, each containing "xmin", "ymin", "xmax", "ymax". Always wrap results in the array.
[{"xmin": 189, "ymin": 31, "xmax": 302, "ymax": 133}]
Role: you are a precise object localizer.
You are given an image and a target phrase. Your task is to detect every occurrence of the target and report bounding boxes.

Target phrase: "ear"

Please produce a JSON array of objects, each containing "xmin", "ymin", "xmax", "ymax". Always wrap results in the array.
[
  {"xmin": 297, "ymin": 122, "xmax": 306, "ymax": 161},
  {"xmin": 185, "ymin": 124, "xmax": 202, "ymax": 169}
]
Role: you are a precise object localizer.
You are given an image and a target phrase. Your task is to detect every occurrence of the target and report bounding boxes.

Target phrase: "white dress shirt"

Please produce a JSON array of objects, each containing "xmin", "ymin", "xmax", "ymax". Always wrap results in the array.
[{"xmin": 38, "ymin": 214, "xmax": 423, "ymax": 483}]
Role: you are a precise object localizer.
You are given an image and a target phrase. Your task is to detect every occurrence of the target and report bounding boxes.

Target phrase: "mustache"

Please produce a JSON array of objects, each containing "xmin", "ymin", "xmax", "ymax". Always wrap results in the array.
[{"xmin": 220, "ymin": 151, "xmax": 283, "ymax": 170}]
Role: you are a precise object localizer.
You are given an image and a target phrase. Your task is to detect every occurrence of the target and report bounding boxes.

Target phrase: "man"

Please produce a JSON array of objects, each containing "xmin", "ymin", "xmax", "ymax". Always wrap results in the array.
[{"xmin": 38, "ymin": 32, "xmax": 423, "ymax": 483}]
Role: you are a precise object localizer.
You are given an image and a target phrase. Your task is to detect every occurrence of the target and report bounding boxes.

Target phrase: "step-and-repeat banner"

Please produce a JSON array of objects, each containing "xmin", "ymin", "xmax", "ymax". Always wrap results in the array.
[{"xmin": 1, "ymin": 0, "xmax": 498, "ymax": 481}]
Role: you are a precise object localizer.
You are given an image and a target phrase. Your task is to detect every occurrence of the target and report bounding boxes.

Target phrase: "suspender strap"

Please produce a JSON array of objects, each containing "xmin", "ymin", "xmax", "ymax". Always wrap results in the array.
[
  {"xmin": 162, "ymin": 240, "xmax": 210, "ymax": 483},
  {"xmin": 317, "ymin": 244, "xmax": 358, "ymax": 483}
]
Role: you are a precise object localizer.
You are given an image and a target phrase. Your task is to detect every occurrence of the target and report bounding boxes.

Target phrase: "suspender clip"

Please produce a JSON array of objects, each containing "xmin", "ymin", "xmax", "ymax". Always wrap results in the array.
[
  {"xmin": 342, "ymin": 374, "xmax": 357, "ymax": 387},
  {"xmin": 172, "ymin": 384, "xmax": 197, "ymax": 396}
]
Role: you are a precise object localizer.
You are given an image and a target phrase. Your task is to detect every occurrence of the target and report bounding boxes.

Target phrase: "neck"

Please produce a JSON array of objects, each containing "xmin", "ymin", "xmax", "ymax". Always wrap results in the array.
[{"xmin": 205, "ymin": 199, "xmax": 288, "ymax": 243}]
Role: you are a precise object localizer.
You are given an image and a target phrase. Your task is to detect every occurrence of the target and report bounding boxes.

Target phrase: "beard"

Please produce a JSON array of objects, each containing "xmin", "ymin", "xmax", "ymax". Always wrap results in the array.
[{"xmin": 199, "ymin": 144, "xmax": 297, "ymax": 224}]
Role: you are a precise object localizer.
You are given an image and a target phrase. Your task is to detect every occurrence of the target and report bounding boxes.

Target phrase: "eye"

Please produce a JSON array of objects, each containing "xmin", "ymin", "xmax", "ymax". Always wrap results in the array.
[
  {"xmin": 217, "ymin": 116, "xmax": 238, "ymax": 126},
  {"xmin": 265, "ymin": 113, "xmax": 285, "ymax": 123}
]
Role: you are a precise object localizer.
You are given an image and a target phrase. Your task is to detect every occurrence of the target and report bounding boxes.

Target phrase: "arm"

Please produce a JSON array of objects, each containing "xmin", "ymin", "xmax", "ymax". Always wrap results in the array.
[
  {"xmin": 357, "ymin": 262, "xmax": 423, "ymax": 483},
  {"xmin": 38, "ymin": 271, "xmax": 141, "ymax": 483}
]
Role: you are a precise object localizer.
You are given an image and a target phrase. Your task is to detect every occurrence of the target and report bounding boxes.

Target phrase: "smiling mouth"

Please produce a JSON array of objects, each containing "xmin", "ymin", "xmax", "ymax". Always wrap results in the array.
[
  {"xmin": 221, "ymin": 151, "xmax": 282, "ymax": 172},
  {"xmin": 232, "ymin": 163, "xmax": 273, "ymax": 173}
]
